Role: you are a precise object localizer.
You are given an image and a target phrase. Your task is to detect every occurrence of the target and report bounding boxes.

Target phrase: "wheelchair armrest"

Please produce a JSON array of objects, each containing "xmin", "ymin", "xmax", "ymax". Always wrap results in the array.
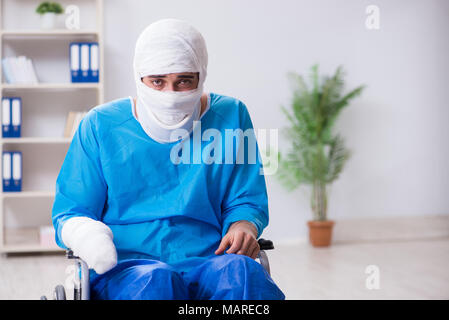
[{"xmin": 258, "ymin": 238, "xmax": 274, "ymax": 250}]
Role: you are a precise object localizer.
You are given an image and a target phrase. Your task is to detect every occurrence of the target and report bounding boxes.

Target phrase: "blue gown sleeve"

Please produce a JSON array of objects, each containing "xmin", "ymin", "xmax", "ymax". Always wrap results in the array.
[
  {"xmin": 51, "ymin": 110, "xmax": 107, "ymax": 249},
  {"xmin": 220, "ymin": 102, "xmax": 269, "ymax": 239}
]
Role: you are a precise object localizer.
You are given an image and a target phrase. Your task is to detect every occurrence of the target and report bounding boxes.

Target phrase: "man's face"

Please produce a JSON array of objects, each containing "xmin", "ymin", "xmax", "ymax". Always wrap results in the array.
[{"xmin": 142, "ymin": 72, "xmax": 199, "ymax": 92}]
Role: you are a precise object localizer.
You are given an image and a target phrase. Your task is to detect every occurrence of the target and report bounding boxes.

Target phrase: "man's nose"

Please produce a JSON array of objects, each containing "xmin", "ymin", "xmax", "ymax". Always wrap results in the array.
[{"xmin": 164, "ymin": 82, "xmax": 177, "ymax": 92}]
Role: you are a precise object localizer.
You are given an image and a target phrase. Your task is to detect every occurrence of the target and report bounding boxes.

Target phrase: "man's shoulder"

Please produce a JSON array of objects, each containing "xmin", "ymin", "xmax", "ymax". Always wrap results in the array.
[
  {"xmin": 208, "ymin": 92, "xmax": 250, "ymax": 124},
  {"xmin": 92, "ymin": 97, "xmax": 134, "ymax": 119},
  {"xmin": 85, "ymin": 97, "xmax": 134, "ymax": 128},
  {"xmin": 209, "ymin": 92, "xmax": 245, "ymax": 110}
]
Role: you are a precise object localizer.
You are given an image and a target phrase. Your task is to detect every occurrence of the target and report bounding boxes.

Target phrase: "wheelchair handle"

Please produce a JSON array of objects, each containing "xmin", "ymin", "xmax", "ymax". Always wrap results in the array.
[{"xmin": 258, "ymin": 238, "xmax": 274, "ymax": 250}]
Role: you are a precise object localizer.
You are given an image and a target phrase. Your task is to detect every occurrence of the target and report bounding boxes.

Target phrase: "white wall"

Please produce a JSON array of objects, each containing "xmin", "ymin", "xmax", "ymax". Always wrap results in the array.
[{"xmin": 103, "ymin": 0, "xmax": 449, "ymax": 243}]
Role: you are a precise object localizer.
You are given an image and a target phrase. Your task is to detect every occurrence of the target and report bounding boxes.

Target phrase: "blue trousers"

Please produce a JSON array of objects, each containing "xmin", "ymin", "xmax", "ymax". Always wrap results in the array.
[{"xmin": 90, "ymin": 253, "xmax": 285, "ymax": 300}]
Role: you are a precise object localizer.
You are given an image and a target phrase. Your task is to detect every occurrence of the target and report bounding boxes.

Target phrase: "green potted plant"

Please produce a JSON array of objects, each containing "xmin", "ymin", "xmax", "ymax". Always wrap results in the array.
[
  {"xmin": 36, "ymin": 2, "xmax": 64, "ymax": 29},
  {"xmin": 277, "ymin": 64, "xmax": 365, "ymax": 247}
]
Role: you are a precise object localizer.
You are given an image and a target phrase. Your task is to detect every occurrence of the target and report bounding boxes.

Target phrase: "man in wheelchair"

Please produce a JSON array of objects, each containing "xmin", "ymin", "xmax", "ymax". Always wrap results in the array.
[{"xmin": 51, "ymin": 19, "xmax": 285, "ymax": 300}]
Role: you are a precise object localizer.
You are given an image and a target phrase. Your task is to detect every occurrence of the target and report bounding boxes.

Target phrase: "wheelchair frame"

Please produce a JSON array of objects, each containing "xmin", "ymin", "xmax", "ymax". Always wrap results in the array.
[{"xmin": 43, "ymin": 238, "xmax": 274, "ymax": 300}]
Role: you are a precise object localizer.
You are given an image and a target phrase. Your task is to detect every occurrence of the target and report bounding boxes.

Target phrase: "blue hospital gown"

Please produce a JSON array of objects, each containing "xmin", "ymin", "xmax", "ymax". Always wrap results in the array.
[{"xmin": 52, "ymin": 93, "xmax": 285, "ymax": 299}]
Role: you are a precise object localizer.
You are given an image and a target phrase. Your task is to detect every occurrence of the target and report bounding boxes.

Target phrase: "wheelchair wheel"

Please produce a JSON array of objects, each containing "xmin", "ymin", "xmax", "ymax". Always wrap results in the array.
[{"xmin": 53, "ymin": 285, "xmax": 66, "ymax": 300}]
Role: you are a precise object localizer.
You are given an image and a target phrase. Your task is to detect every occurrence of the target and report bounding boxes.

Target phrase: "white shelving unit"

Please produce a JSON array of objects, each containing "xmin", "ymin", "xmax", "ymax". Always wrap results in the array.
[
  {"xmin": 1, "ymin": 83, "xmax": 101, "ymax": 89},
  {"xmin": 1, "ymin": 29, "xmax": 99, "ymax": 36},
  {"xmin": 0, "ymin": 0, "xmax": 104, "ymax": 253}
]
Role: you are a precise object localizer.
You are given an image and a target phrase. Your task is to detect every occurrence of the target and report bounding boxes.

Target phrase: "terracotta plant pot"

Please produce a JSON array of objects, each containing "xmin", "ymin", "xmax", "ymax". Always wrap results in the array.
[{"xmin": 307, "ymin": 220, "xmax": 335, "ymax": 247}]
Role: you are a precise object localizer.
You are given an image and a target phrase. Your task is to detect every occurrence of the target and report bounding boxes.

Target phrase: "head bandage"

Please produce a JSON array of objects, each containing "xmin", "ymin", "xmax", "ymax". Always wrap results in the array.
[{"xmin": 133, "ymin": 19, "xmax": 208, "ymax": 143}]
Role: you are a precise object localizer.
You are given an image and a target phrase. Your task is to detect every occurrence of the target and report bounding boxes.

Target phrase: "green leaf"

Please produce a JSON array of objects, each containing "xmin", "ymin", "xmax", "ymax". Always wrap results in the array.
[
  {"xmin": 276, "ymin": 65, "xmax": 364, "ymax": 191},
  {"xmin": 36, "ymin": 1, "xmax": 63, "ymax": 14}
]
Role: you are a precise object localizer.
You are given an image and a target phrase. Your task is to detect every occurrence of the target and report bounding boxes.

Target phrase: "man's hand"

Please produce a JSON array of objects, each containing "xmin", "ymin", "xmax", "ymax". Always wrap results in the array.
[{"xmin": 215, "ymin": 220, "xmax": 260, "ymax": 259}]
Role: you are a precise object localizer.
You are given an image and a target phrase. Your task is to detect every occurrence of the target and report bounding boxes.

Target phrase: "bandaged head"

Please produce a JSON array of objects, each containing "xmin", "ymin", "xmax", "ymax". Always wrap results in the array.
[{"xmin": 133, "ymin": 19, "xmax": 208, "ymax": 143}]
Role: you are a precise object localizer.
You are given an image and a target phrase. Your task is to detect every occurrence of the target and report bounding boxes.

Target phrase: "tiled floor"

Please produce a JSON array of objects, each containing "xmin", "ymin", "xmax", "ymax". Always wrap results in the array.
[{"xmin": 1, "ymin": 237, "xmax": 448, "ymax": 300}]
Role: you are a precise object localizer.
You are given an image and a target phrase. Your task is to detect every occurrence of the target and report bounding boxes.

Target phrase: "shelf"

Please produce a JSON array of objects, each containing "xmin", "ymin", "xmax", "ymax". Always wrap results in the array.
[
  {"xmin": 1, "ymin": 83, "xmax": 101, "ymax": 90},
  {"xmin": 1, "ymin": 137, "xmax": 72, "ymax": 144},
  {"xmin": 1, "ymin": 191, "xmax": 55, "ymax": 198},
  {"xmin": 0, "ymin": 244, "xmax": 63, "ymax": 253},
  {"xmin": 1, "ymin": 227, "xmax": 62, "ymax": 253},
  {"xmin": 1, "ymin": 29, "xmax": 99, "ymax": 37},
  {"xmin": 0, "ymin": 0, "xmax": 104, "ymax": 255}
]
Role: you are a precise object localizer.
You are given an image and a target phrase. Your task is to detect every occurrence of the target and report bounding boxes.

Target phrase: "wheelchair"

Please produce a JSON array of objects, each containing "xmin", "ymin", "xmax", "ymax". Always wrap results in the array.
[{"xmin": 41, "ymin": 238, "xmax": 275, "ymax": 300}]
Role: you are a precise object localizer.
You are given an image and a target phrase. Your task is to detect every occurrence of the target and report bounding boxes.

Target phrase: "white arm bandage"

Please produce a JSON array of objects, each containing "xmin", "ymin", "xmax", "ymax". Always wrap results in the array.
[{"xmin": 61, "ymin": 216, "xmax": 117, "ymax": 274}]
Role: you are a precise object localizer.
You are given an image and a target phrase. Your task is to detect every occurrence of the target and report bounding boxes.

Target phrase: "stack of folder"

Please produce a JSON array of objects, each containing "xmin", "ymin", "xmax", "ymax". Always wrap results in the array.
[
  {"xmin": 70, "ymin": 42, "xmax": 99, "ymax": 82},
  {"xmin": 2, "ymin": 56, "xmax": 38, "ymax": 84},
  {"xmin": 2, "ymin": 97, "xmax": 22, "ymax": 138},
  {"xmin": 2, "ymin": 151, "xmax": 22, "ymax": 192}
]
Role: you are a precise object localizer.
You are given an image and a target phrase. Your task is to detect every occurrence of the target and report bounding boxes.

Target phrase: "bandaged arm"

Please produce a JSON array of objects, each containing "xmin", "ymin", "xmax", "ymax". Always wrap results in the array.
[
  {"xmin": 52, "ymin": 110, "xmax": 117, "ymax": 274},
  {"xmin": 61, "ymin": 217, "xmax": 117, "ymax": 274},
  {"xmin": 221, "ymin": 101, "xmax": 269, "ymax": 239}
]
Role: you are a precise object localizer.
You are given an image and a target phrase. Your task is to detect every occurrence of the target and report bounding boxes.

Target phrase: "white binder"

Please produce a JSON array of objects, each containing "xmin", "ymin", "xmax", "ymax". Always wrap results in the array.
[
  {"xmin": 90, "ymin": 43, "xmax": 99, "ymax": 74},
  {"xmin": 2, "ymin": 98, "xmax": 11, "ymax": 137},
  {"xmin": 70, "ymin": 42, "xmax": 80, "ymax": 82},
  {"xmin": 11, "ymin": 98, "xmax": 21, "ymax": 136},
  {"xmin": 3, "ymin": 152, "xmax": 11, "ymax": 181},
  {"xmin": 70, "ymin": 43, "xmax": 80, "ymax": 71},
  {"xmin": 12, "ymin": 152, "xmax": 22, "ymax": 182},
  {"xmin": 3, "ymin": 152, "xmax": 11, "ymax": 190},
  {"xmin": 80, "ymin": 43, "xmax": 90, "ymax": 79}
]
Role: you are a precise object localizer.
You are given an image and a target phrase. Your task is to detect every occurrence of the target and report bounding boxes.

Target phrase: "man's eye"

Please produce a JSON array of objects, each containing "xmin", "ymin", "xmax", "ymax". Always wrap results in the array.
[
  {"xmin": 178, "ymin": 80, "xmax": 192, "ymax": 86},
  {"xmin": 152, "ymin": 79, "xmax": 163, "ymax": 86}
]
